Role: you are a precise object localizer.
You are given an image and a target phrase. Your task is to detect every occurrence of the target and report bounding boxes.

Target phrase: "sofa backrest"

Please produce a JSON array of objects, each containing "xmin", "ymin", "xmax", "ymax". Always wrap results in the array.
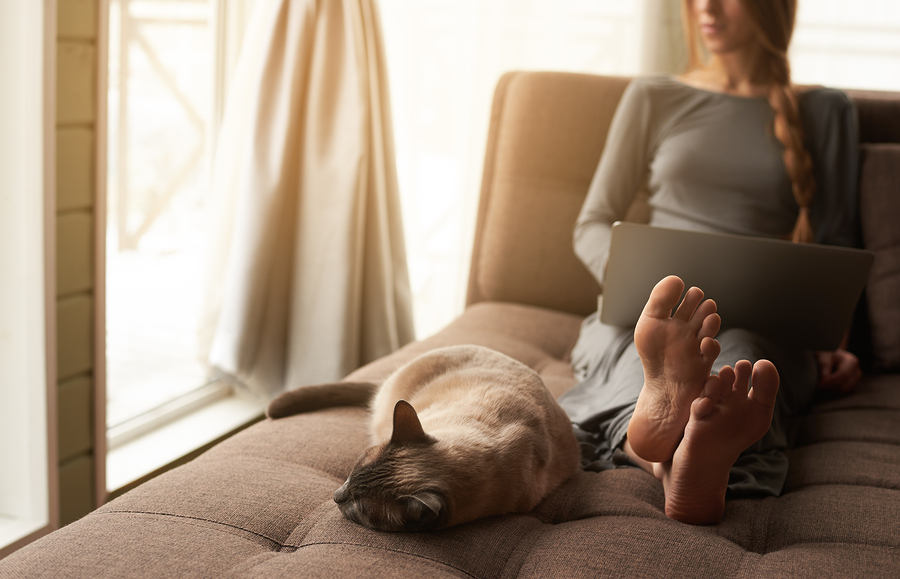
[
  {"xmin": 466, "ymin": 72, "xmax": 900, "ymax": 371},
  {"xmin": 465, "ymin": 72, "xmax": 629, "ymax": 318},
  {"xmin": 845, "ymin": 88, "xmax": 900, "ymax": 371}
]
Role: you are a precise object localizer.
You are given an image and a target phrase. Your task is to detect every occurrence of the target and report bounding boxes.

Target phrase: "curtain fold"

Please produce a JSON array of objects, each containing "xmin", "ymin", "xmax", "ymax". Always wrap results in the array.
[{"xmin": 200, "ymin": 0, "xmax": 413, "ymax": 400}]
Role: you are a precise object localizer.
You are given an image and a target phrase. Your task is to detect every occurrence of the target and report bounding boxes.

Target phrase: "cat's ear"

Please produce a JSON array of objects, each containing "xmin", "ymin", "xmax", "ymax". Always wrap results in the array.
[
  {"xmin": 403, "ymin": 492, "xmax": 444, "ymax": 528},
  {"xmin": 391, "ymin": 399, "xmax": 428, "ymax": 443}
]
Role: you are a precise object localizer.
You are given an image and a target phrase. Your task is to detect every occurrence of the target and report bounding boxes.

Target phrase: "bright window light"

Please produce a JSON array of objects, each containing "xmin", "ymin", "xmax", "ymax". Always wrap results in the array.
[
  {"xmin": 0, "ymin": 0, "xmax": 52, "ymax": 555},
  {"xmin": 105, "ymin": 0, "xmax": 219, "ymax": 432},
  {"xmin": 792, "ymin": 0, "xmax": 900, "ymax": 91}
]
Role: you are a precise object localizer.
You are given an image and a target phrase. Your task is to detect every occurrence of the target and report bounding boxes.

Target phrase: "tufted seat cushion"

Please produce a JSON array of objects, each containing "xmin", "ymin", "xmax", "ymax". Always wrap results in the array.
[{"xmin": 6, "ymin": 302, "xmax": 899, "ymax": 578}]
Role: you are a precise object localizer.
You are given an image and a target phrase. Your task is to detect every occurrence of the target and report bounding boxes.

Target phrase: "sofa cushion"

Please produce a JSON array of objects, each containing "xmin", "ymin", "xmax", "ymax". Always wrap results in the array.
[
  {"xmin": 343, "ymin": 300, "xmax": 585, "ymax": 399},
  {"xmin": 15, "ymin": 377, "xmax": 900, "ymax": 579},
  {"xmin": 858, "ymin": 143, "xmax": 900, "ymax": 371},
  {"xmin": 848, "ymin": 90, "xmax": 900, "ymax": 144},
  {"xmin": 466, "ymin": 72, "xmax": 629, "ymax": 317}
]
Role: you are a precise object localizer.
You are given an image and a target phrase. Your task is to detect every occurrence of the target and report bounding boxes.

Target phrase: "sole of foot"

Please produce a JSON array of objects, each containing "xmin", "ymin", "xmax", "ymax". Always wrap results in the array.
[
  {"xmin": 656, "ymin": 359, "xmax": 780, "ymax": 525},
  {"xmin": 628, "ymin": 275, "xmax": 722, "ymax": 463}
]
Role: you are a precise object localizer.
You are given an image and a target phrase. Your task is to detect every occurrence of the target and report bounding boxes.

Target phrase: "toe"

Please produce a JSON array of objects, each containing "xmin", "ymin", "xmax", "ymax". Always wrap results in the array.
[
  {"xmin": 732, "ymin": 360, "xmax": 752, "ymax": 396},
  {"xmin": 691, "ymin": 376, "xmax": 723, "ymax": 420},
  {"xmin": 717, "ymin": 365, "xmax": 735, "ymax": 391},
  {"xmin": 642, "ymin": 275, "xmax": 685, "ymax": 319},
  {"xmin": 700, "ymin": 336, "xmax": 721, "ymax": 363},
  {"xmin": 691, "ymin": 394, "xmax": 717, "ymax": 419},
  {"xmin": 698, "ymin": 310, "xmax": 721, "ymax": 339},
  {"xmin": 749, "ymin": 360, "xmax": 780, "ymax": 408},
  {"xmin": 674, "ymin": 287, "xmax": 704, "ymax": 321},
  {"xmin": 701, "ymin": 374, "xmax": 723, "ymax": 402}
]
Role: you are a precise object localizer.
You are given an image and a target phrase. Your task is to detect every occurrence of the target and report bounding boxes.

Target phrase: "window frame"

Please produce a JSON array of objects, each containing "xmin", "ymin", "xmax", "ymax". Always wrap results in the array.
[{"xmin": 0, "ymin": 0, "xmax": 59, "ymax": 559}]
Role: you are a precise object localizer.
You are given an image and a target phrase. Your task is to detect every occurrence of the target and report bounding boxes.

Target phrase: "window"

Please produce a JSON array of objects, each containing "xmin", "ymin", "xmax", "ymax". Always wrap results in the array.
[
  {"xmin": 103, "ymin": 0, "xmax": 263, "ymax": 492},
  {"xmin": 0, "ymin": 0, "xmax": 56, "ymax": 557},
  {"xmin": 792, "ymin": 0, "xmax": 900, "ymax": 91},
  {"xmin": 378, "ymin": 0, "xmax": 647, "ymax": 338},
  {"xmin": 105, "ymin": 0, "xmax": 219, "ymax": 438}
]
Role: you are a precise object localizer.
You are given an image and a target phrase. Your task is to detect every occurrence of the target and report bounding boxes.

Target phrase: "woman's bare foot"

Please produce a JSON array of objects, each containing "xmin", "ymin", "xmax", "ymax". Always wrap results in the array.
[
  {"xmin": 628, "ymin": 275, "xmax": 722, "ymax": 463},
  {"xmin": 654, "ymin": 359, "xmax": 780, "ymax": 525}
]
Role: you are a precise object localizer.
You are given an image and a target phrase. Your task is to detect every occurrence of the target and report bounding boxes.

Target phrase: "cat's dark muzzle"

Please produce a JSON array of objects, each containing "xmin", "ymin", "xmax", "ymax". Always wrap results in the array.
[
  {"xmin": 333, "ymin": 481, "xmax": 351, "ymax": 505},
  {"xmin": 333, "ymin": 482, "xmax": 447, "ymax": 533},
  {"xmin": 334, "ymin": 481, "xmax": 378, "ymax": 530}
]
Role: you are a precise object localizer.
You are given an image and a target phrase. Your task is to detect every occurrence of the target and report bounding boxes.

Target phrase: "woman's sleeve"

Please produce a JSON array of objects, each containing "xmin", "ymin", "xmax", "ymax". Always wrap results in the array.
[
  {"xmin": 802, "ymin": 89, "xmax": 861, "ymax": 248},
  {"xmin": 574, "ymin": 79, "xmax": 654, "ymax": 286}
]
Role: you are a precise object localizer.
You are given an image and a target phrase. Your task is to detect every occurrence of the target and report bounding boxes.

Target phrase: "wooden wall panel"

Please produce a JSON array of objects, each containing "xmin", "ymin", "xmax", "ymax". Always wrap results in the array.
[
  {"xmin": 58, "ymin": 0, "xmax": 98, "ymax": 39},
  {"xmin": 57, "ymin": 376, "xmax": 94, "ymax": 462},
  {"xmin": 58, "ymin": 455, "xmax": 95, "ymax": 526},
  {"xmin": 56, "ymin": 295, "xmax": 94, "ymax": 380},
  {"xmin": 57, "ymin": 211, "xmax": 94, "ymax": 296},
  {"xmin": 56, "ymin": 0, "xmax": 100, "ymax": 526},
  {"xmin": 57, "ymin": 127, "xmax": 94, "ymax": 211},
  {"xmin": 57, "ymin": 41, "xmax": 96, "ymax": 124}
]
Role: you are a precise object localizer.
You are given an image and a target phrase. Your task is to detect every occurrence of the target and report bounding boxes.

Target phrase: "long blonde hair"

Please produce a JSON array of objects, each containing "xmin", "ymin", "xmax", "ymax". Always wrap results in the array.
[{"xmin": 681, "ymin": 0, "xmax": 815, "ymax": 243}]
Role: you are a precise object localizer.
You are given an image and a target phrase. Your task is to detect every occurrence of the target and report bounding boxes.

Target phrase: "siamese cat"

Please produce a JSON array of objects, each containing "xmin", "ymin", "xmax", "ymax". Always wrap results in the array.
[{"xmin": 267, "ymin": 345, "xmax": 580, "ymax": 532}]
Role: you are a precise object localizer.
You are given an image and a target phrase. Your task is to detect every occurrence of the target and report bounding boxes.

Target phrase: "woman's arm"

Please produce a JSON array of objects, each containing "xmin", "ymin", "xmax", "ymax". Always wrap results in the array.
[
  {"xmin": 574, "ymin": 79, "xmax": 655, "ymax": 286},
  {"xmin": 802, "ymin": 88, "xmax": 861, "ymax": 248},
  {"xmin": 802, "ymin": 89, "xmax": 864, "ymax": 392}
]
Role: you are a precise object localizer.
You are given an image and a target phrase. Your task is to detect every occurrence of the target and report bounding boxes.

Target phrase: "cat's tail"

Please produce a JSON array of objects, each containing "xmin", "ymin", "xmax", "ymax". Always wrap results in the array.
[{"xmin": 266, "ymin": 381, "xmax": 378, "ymax": 419}]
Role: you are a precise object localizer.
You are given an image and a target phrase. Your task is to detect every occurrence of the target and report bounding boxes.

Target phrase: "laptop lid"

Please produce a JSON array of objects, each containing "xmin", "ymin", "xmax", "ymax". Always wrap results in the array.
[{"xmin": 600, "ymin": 222, "xmax": 875, "ymax": 351}]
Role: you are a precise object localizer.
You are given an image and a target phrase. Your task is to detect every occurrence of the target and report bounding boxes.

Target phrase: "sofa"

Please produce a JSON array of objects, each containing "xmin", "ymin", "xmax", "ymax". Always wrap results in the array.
[{"xmin": 2, "ymin": 72, "xmax": 899, "ymax": 578}]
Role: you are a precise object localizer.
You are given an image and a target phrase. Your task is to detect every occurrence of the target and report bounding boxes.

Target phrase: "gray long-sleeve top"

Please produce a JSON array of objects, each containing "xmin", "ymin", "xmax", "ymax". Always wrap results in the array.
[{"xmin": 574, "ymin": 75, "xmax": 860, "ymax": 287}]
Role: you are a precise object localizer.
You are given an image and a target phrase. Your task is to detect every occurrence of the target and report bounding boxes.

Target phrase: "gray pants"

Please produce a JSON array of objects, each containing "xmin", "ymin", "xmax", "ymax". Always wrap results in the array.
[{"xmin": 558, "ymin": 310, "xmax": 818, "ymax": 497}]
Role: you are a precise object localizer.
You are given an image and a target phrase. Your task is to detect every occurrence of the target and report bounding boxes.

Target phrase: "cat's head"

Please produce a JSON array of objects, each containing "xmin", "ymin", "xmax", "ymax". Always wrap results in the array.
[{"xmin": 333, "ymin": 400, "xmax": 448, "ymax": 532}]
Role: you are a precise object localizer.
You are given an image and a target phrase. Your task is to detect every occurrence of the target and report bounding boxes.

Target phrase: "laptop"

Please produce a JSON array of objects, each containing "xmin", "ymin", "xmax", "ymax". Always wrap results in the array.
[{"xmin": 600, "ymin": 222, "xmax": 875, "ymax": 351}]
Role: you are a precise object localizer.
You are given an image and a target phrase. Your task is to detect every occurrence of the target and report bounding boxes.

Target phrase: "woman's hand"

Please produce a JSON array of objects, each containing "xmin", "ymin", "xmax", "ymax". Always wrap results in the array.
[{"xmin": 815, "ymin": 349, "xmax": 862, "ymax": 393}]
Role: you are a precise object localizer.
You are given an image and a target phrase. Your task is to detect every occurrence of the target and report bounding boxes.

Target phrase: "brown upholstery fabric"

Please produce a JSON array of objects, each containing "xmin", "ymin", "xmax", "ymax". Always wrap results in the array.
[
  {"xmin": 3, "ymin": 72, "xmax": 899, "ymax": 579},
  {"xmin": 0, "ymin": 516, "xmax": 274, "ymax": 578},
  {"xmin": 858, "ymin": 143, "xmax": 900, "ymax": 370},
  {"xmin": 846, "ymin": 89, "xmax": 900, "ymax": 144},
  {"xmin": 466, "ymin": 72, "xmax": 628, "ymax": 317},
  {"xmin": 343, "ymin": 301, "xmax": 584, "ymax": 399},
  {"xmin": 5, "ymin": 304, "xmax": 900, "ymax": 579}
]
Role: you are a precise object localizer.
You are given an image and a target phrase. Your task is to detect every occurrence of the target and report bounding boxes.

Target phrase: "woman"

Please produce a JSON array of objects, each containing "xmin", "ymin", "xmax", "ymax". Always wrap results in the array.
[{"xmin": 558, "ymin": 0, "xmax": 862, "ymax": 525}]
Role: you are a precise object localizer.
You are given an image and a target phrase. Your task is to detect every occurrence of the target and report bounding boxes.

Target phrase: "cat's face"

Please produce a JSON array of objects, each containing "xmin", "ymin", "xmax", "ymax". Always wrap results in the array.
[
  {"xmin": 333, "ymin": 399, "xmax": 448, "ymax": 532},
  {"xmin": 333, "ymin": 440, "xmax": 447, "ymax": 532}
]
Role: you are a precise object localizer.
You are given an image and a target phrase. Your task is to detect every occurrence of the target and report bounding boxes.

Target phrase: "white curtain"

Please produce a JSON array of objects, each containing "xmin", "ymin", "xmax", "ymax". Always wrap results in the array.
[{"xmin": 200, "ymin": 0, "xmax": 413, "ymax": 400}]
